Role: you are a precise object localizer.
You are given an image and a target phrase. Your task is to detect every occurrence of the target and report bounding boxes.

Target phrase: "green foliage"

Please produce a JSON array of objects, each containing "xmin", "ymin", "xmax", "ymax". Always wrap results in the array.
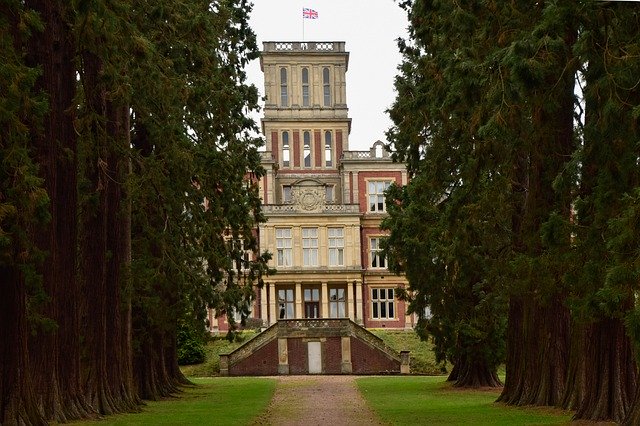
[
  {"xmin": 179, "ymin": 331, "xmax": 258, "ymax": 376},
  {"xmin": 176, "ymin": 320, "xmax": 206, "ymax": 365}
]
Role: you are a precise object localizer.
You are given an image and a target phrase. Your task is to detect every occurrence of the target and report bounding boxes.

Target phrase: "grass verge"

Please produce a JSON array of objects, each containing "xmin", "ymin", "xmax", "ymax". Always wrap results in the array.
[
  {"xmin": 369, "ymin": 329, "xmax": 441, "ymax": 375},
  {"xmin": 180, "ymin": 331, "xmax": 258, "ymax": 376},
  {"xmin": 68, "ymin": 377, "xmax": 275, "ymax": 426},
  {"xmin": 356, "ymin": 376, "xmax": 573, "ymax": 425}
]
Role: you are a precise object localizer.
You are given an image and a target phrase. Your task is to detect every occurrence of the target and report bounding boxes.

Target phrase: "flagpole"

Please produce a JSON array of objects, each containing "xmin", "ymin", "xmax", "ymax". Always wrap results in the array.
[{"xmin": 302, "ymin": 9, "xmax": 305, "ymax": 41}]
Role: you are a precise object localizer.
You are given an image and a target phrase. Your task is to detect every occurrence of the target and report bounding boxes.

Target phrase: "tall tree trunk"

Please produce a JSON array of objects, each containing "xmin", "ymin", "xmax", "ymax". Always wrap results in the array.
[
  {"xmin": 451, "ymin": 353, "xmax": 502, "ymax": 388},
  {"xmin": 79, "ymin": 51, "xmax": 136, "ymax": 414},
  {"xmin": 575, "ymin": 318, "xmax": 637, "ymax": 422},
  {"xmin": 23, "ymin": 0, "xmax": 85, "ymax": 421},
  {"xmin": 0, "ymin": 265, "xmax": 46, "ymax": 425},
  {"xmin": 561, "ymin": 320, "xmax": 587, "ymax": 410}
]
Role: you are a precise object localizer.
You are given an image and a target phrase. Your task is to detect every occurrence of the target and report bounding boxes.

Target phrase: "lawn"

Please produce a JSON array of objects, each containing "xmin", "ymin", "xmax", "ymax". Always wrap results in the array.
[
  {"xmin": 180, "ymin": 331, "xmax": 258, "ymax": 377},
  {"xmin": 356, "ymin": 376, "xmax": 574, "ymax": 425},
  {"xmin": 67, "ymin": 377, "xmax": 275, "ymax": 426},
  {"xmin": 369, "ymin": 329, "xmax": 441, "ymax": 375}
]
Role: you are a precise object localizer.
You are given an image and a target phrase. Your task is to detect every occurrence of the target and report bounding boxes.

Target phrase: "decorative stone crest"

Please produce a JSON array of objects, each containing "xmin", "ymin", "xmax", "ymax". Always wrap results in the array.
[{"xmin": 292, "ymin": 187, "xmax": 324, "ymax": 211}]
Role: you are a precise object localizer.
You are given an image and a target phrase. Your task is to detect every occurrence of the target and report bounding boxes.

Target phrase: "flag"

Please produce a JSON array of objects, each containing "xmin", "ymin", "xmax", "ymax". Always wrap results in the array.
[{"xmin": 303, "ymin": 8, "xmax": 318, "ymax": 19}]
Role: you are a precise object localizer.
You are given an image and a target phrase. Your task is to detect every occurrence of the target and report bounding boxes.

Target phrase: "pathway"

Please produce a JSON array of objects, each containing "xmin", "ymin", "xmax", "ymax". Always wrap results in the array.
[{"xmin": 252, "ymin": 375, "xmax": 384, "ymax": 426}]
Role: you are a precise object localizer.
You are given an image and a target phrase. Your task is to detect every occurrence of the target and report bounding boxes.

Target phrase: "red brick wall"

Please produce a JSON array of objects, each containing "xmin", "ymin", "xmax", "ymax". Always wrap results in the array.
[
  {"xmin": 350, "ymin": 337, "xmax": 401, "ymax": 374},
  {"xmin": 336, "ymin": 130, "xmax": 343, "ymax": 164},
  {"xmin": 271, "ymin": 131, "xmax": 278, "ymax": 163},
  {"xmin": 357, "ymin": 171, "xmax": 403, "ymax": 214},
  {"xmin": 324, "ymin": 338, "xmax": 343, "ymax": 373},
  {"xmin": 287, "ymin": 338, "xmax": 308, "ymax": 374},
  {"xmin": 229, "ymin": 339, "xmax": 278, "ymax": 376},
  {"xmin": 362, "ymin": 286, "xmax": 407, "ymax": 329},
  {"xmin": 314, "ymin": 130, "xmax": 322, "ymax": 167},
  {"xmin": 293, "ymin": 131, "xmax": 300, "ymax": 168}
]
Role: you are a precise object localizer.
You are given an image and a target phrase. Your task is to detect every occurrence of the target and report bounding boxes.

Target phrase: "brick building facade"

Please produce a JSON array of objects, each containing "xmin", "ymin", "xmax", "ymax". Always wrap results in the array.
[{"xmin": 209, "ymin": 41, "xmax": 413, "ymax": 333}]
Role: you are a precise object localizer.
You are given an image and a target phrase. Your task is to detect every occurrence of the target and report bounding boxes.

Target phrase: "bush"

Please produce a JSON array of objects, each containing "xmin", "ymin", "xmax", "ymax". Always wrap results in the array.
[{"xmin": 177, "ymin": 324, "xmax": 206, "ymax": 365}]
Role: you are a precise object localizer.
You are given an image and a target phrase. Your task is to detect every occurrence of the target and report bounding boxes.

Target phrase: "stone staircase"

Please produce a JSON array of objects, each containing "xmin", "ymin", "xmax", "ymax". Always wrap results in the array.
[{"xmin": 220, "ymin": 318, "xmax": 410, "ymax": 376}]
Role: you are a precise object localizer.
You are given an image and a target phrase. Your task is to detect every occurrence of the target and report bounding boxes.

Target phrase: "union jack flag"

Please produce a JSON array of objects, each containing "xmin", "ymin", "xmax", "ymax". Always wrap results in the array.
[{"xmin": 303, "ymin": 8, "xmax": 318, "ymax": 19}]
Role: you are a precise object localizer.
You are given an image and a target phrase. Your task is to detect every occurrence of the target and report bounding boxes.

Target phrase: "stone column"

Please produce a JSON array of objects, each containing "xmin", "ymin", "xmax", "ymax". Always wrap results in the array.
[
  {"xmin": 260, "ymin": 284, "xmax": 268, "ymax": 326},
  {"xmin": 341, "ymin": 336, "xmax": 353, "ymax": 374},
  {"xmin": 347, "ymin": 282, "xmax": 354, "ymax": 321},
  {"xmin": 355, "ymin": 280, "xmax": 364, "ymax": 325},
  {"xmin": 400, "ymin": 351, "xmax": 411, "ymax": 374},
  {"xmin": 295, "ymin": 282, "xmax": 303, "ymax": 318},
  {"xmin": 321, "ymin": 282, "xmax": 329, "ymax": 318},
  {"xmin": 269, "ymin": 282, "xmax": 277, "ymax": 324},
  {"xmin": 278, "ymin": 338, "xmax": 289, "ymax": 375}
]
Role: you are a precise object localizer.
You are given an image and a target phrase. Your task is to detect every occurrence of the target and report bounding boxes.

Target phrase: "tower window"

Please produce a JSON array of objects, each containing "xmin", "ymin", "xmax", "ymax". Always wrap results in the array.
[
  {"xmin": 280, "ymin": 67, "xmax": 288, "ymax": 107},
  {"xmin": 303, "ymin": 131, "xmax": 311, "ymax": 168},
  {"xmin": 323, "ymin": 67, "xmax": 331, "ymax": 106},
  {"xmin": 282, "ymin": 131, "xmax": 290, "ymax": 167},
  {"xmin": 302, "ymin": 68, "xmax": 310, "ymax": 107},
  {"xmin": 324, "ymin": 131, "xmax": 332, "ymax": 167}
]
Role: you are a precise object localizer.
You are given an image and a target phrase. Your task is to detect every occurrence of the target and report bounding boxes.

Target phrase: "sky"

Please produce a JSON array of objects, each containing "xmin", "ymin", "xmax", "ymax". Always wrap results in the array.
[{"xmin": 246, "ymin": 0, "xmax": 409, "ymax": 151}]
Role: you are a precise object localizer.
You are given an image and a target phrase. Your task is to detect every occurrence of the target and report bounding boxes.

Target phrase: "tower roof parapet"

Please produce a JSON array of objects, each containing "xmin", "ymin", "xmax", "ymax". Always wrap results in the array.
[{"xmin": 262, "ymin": 41, "xmax": 346, "ymax": 53}]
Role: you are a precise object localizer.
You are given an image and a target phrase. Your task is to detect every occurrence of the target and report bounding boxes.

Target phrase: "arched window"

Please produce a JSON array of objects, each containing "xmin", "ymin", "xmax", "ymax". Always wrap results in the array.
[
  {"xmin": 303, "ymin": 131, "xmax": 311, "ymax": 168},
  {"xmin": 282, "ymin": 131, "xmax": 290, "ymax": 167},
  {"xmin": 280, "ymin": 68, "xmax": 288, "ymax": 106},
  {"xmin": 324, "ymin": 131, "xmax": 332, "ymax": 167},
  {"xmin": 323, "ymin": 67, "xmax": 331, "ymax": 106},
  {"xmin": 302, "ymin": 68, "xmax": 310, "ymax": 107}
]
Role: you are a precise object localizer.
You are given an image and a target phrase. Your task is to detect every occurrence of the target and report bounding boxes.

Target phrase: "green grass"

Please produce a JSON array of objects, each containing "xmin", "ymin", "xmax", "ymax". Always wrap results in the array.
[
  {"xmin": 180, "ymin": 331, "xmax": 258, "ymax": 377},
  {"xmin": 369, "ymin": 329, "xmax": 442, "ymax": 375},
  {"xmin": 357, "ymin": 376, "xmax": 573, "ymax": 425},
  {"xmin": 68, "ymin": 377, "xmax": 276, "ymax": 426}
]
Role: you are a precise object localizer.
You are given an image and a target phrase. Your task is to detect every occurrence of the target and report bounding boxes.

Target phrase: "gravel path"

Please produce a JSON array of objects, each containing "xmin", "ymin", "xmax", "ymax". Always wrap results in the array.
[{"xmin": 252, "ymin": 375, "xmax": 385, "ymax": 426}]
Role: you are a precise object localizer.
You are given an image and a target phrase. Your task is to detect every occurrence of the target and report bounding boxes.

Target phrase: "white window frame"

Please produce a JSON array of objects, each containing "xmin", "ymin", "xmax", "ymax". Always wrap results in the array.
[
  {"xmin": 368, "ymin": 180, "xmax": 391, "ymax": 212},
  {"xmin": 302, "ymin": 67, "xmax": 310, "ymax": 107},
  {"xmin": 280, "ymin": 67, "xmax": 288, "ymax": 107},
  {"xmin": 303, "ymin": 130, "xmax": 312, "ymax": 168},
  {"xmin": 276, "ymin": 228, "xmax": 292, "ymax": 267},
  {"xmin": 370, "ymin": 237, "xmax": 386, "ymax": 269},
  {"xmin": 371, "ymin": 288, "xmax": 395, "ymax": 320},
  {"xmin": 328, "ymin": 227, "xmax": 344, "ymax": 266},
  {"xmin": 282, "ymin": 131, "xmax": 290, "ymax": 167},
  {"xmin": 302, "ymin": 227, "xmax": 318, "ymax": 266},
  {"xmin": 329, "ymin": 288, "xmax": 346, "ymax": 318},
  {"xmin": 278, "ymin": 288, "xmax": 295, "ymax": 319}
]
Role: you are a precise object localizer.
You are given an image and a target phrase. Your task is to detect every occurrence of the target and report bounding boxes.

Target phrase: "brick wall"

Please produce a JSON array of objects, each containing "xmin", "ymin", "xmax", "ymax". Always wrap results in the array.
[
  {"xmin": 350, "ymin": 337, "xmax": 401, "ymax": 374},
  {"xmin": 357, "ymin": 170, "xmax": 403, "ymax": 214},
  {"xmin": 229, "ymin": 339, "xmax": 278, "ymax": 376}
]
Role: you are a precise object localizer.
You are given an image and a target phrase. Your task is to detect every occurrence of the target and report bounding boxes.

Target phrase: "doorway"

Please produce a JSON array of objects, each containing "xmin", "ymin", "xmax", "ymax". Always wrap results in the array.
[
  {"xmin": 308, "ymin": 341, "xmax": 322, "ymax": 374},
  {"xmin": 304, "ymin": 288, "xmax": 320, "ymax": 318}
]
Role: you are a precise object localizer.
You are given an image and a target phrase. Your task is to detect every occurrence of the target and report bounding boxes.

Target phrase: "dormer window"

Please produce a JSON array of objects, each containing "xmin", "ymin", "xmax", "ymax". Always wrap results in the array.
[
  {"xmin": 302, "ymin": 68, "xmax": 310, "ymax": 107},
  {"xmin": 280, "ymin": 68, "xmax": 288, "ymax": 107}
]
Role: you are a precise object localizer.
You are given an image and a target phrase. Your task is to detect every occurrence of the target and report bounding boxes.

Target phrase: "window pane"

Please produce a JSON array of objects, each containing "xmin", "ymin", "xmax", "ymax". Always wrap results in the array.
[
  {"xmin": 372, "ymin": 288, "xmax": 378, "ymax": 300},
  {"xmin": 388, "ymin": 289, "xmax": 394, "ymax": 299},
  {"xmin": 372, "ymin": 303, "xmax": 378, "ymax": 318},
  {"xmin": 388, "ymin": 301, "xmax": 394, "ymax": 318},
  {"xmin": 381, "ymin": 303, "xmax": 386, "ymax": 318}
]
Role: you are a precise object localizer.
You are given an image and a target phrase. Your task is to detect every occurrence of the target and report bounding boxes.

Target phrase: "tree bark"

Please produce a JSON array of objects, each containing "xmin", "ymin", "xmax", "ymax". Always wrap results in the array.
[
  {"xmin": 451, "ymin": 353, "xmax": 502, "ymax": 388},
  {"xmin": 23, "ymin": 0, "xmax": 86, "ymax": 421},
  {"xmin": 575, "ymin": 318, "xmax": 637, "ymax": 423}
]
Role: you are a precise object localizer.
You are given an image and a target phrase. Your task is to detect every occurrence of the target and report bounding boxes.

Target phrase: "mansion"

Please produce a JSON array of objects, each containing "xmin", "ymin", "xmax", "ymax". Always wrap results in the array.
[{"xmin": 209, "ymin": 41, "xmax": 413, "ymax": 333}]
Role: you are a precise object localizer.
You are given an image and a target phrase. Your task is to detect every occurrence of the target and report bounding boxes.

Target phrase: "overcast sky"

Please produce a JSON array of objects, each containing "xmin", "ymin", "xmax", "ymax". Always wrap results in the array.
[{"xmin": 246, "ymin": 0, "xmax": 409, "ymax": 151}]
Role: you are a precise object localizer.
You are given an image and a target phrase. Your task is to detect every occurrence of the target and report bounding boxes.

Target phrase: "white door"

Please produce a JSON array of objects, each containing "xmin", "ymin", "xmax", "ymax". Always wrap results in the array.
[{"xmin": 308, "ymin": 341, "xmax": 322, "ymax": 374}]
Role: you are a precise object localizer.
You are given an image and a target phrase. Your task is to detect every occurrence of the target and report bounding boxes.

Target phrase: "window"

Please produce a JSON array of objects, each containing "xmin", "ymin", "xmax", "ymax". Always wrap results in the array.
[
  {"xmin": 324, "ymin": 131, "xmax": 332, "ymax": 167},
  {"xmin": 370, "ymin": 237, "xmax": 386, "ymax": 269},
  {"xmin": 302, "ymin": 67, "xmax": 310, "ymax": 107},
  {"xmin": 276, "ymin": 228, "xmax": 292, "ymax": 267},
  {"xmin": 280, "ymin": 68, "xmax": 288, "ymax": 106},
  {"xmin": 329, "ymin": 288, "xmax": 346, "ymax": 318},
  {"xmin": 278, "ymin": 288, "xmax": 295, "ymax": 319},
  {"xmin": 304, "ymin": 288, "xmax": 320, "ymax": 318},
  {"xmin": 368, "ymin": 181, "xmax": 391, "ymax": 212},
  {"xmin": 323, "ymin": 67, "xmax": 331, "ymax": 106},
  {"xmin": 302, "ymin": 227, "xmax": 318, "ymax": 266},
  {"xmin": 328, "ymin": 228, "xmax": 344, "ymax": 266},
  {"xmin": 325, "ymin": 185, "xmax": 334, "ymax": 203},
  {"xmin": 303, "ymin": 131, "xmax": 311, "ymax": 168},
  {"xmin": 282, "ymin": 185, "xmax": 292, "ymax": 203},
  {"xmin": 372, "ymin": 288, "xmax": 395, "ymax": 319},
  {"xmin": 282, "ymin": 131, "xmax": 290, "ymax": 167}
]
